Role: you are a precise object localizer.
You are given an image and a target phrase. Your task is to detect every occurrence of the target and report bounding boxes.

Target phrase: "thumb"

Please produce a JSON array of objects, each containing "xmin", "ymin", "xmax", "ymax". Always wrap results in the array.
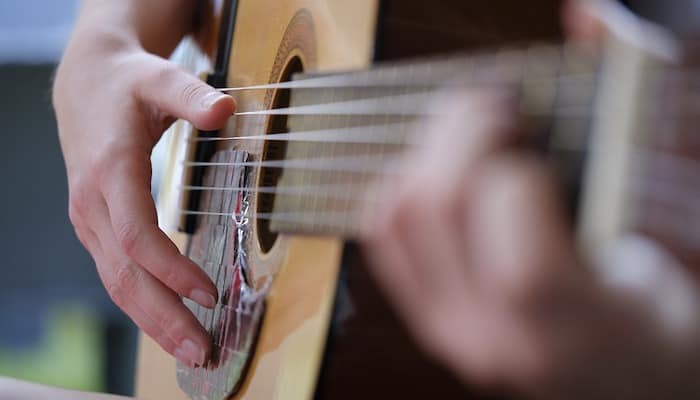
[{"xmin": 135, "ymin": 57, "xmax": 236, "ymax": 131}]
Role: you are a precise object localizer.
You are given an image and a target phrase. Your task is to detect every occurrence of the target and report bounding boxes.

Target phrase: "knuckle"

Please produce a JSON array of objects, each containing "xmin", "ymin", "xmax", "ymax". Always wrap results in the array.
[
  {"xmin": 114, "ymin": 262, "xmax": 141, "ymax": 299},
  {"xmin": 373, "ymin": 196, "xmax": 409, "ymax": 241},
  {"xmin": 106, "ymin": 284, "xmax": 126, "ymax": 309},
  {"xmin": 92, "ymin": 152, "xmax": 120, "ymax": 186},
  {"xmin": 152, "ymin": 62, "xmax": 206, "ymax": 108},
  {"xmin": 153, "ymin": 63, "xmax": 182, "ymax": 86},
  {"xmin": 154, "ymin": 332, "xmax": 176, "ymax": 354},
  {"xmin": 116, "ymin": 221, "xmax": 142, "ymax": 256},
  {"xmin": 392, "ymin": 194, "xmax": 422, "ymax": 232},
  {"xmin": 432, "ymin": 187, "xmax": 462, "ymax": 220},
  {"xmin": 157, "ymin": 310, "xmax": 184, "ymax": 338},
  {"xmin": 73, "ymin": 226, "xmax": 91, "ymax": 249},
  {"xmin": 164, "ymin": 267, "xmax": 182, "ymax": 292},
  {"xmin": 68, "ymin": 202, "xmax": 85, "ymax": 227},
  {"xmin": 178, "ymin": 81, "xmax": 208, "ymax": 107},
  {"xmin": 68, "ymin": 183, "xmax": 91, "ymax": 223}
]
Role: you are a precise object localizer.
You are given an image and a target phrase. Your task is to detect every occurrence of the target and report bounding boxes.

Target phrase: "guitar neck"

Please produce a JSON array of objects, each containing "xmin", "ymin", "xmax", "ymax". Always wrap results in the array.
[{"xmin": 268, "ymin": 44, "xmax": 598, "ymax": 237}]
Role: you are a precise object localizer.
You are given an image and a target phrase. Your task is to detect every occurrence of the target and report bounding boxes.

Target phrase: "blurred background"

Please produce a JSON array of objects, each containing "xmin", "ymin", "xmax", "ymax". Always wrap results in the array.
[
  {"xmin": 0, "ymin": 1, "xmax": 137, "ymax": 396},
  {"xmin": 0, "ymin": 0, "xmax": 694, "ymax": 398}
]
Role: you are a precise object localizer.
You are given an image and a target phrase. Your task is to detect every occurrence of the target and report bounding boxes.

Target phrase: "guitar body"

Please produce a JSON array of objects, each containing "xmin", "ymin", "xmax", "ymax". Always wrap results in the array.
[
  {"xmin": 135, "ymin": 1, "xmax": 564, "ymax": 399},
  {"xmin": 137, "ymin": 1, "xmax": 378, "ymax": 399}
]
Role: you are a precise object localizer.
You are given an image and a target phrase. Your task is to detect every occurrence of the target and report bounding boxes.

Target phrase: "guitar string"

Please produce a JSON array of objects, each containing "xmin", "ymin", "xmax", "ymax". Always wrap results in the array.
[
  {"xmin": 179, "ymin": 144, "xmax": 700, "ymax": 175},
  {"xmin": 180, "ymin": 210, "xmax": 366, "ymax": 227},
  {"xmin": 182, "ymin": 156, "xmax": 404, "ymax": 173},
  {"xmin": 186, "ymin": 113, "xmax": 696, "ymax": 146},
  {"xmin": 177, "ymin": 151, "xmax": 700, "ymax": 214},
  {"xmin": 231, "ymin": 102, "xmax": 591, "ymax": 117},
  {"xmin": 178, "ymin": 178, "xmax": 699, "ymax": 238},
  {"xmin": 190, "ymin": 123, "xmax": 421, "ymax": 144},
  {"xmin": 180, "ymin": 184, "xmax": 384, "ymax": 203},
  {"xmin": 178, "ymin": 61, "xmax": 700, "ymax": 227},
  {"xmin": 214, "ymin": 72, "xmax": 595, "ymax": 92},
  {"xmin": 220, "ymin": 76, "xmax": 596, "ymax": 117},
  {"xmin": 213, "ymin": 64, "xmax": 700, "ymax": 94},
  {"xmin": 178, "ymin": 169, "xmax": 700, "ymax": 230}
]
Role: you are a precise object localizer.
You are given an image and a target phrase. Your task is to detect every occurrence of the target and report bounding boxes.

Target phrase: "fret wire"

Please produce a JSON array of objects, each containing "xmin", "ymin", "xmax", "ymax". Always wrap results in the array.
[
  {"xmin": 322, "ymin": 80, "xmax": 334, "ymax": 228},
  {"xmin": 340, "ymin": 77, "xmax": 356, "ymax": 231}
]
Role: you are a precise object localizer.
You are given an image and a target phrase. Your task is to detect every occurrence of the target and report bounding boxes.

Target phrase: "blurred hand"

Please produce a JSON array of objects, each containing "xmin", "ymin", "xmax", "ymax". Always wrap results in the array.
[
  {"xmin": 52, "ymin": 0, "xmax": 235, "ymax": 367},
  {"xmin": 361, "ymin": 1, "xmax": 700, "ymax": 397},
  {"xmin": 361, "ymin": 91, "xmax": 590, "ymax": 387}
]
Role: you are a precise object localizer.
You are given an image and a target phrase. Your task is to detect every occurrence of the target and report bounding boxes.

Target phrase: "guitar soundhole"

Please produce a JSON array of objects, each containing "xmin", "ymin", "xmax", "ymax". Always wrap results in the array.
[{"xmin": 257, "ymin": 56, "xmax": 304, "ymax": 253}]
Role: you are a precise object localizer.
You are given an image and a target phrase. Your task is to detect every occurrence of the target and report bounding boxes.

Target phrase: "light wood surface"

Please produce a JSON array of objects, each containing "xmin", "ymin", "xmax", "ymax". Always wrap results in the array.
[{"xmin": 135, "ymin": 1, "xmax": 378, "ymax": 399}]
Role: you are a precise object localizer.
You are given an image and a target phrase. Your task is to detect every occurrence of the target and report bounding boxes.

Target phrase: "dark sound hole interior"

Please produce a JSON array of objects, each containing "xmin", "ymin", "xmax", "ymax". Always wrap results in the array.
[{"xmin": 257, "ymin": 56, "xmax": 304, "ymax": 254}]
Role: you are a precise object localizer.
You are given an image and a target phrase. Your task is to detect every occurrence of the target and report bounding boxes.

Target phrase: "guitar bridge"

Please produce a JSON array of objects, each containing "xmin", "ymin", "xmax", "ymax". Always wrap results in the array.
[{"xmin": 177, "ymin": 150, "xmax": 269, "ymax": 399}]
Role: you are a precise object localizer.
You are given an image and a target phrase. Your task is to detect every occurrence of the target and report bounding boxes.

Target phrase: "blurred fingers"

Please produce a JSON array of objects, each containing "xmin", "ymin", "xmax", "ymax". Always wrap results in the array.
[
  {"xmin": 563, "ymin": 0, "xmax": 678, "ymax": 60},
  {"xmin": 385, "ymin": 90, "xmax": 517, "ymax": 291},
  {"xmin": 413, "ymin": 89, "xmax": 516, "ymax": 183},
  {"xmin": 469, "ymin": 154, "xmax": 576, "ymax": 305},
  {"xmin": 562, "ymin": 0, "xmax": 610, "ymax": 49}
]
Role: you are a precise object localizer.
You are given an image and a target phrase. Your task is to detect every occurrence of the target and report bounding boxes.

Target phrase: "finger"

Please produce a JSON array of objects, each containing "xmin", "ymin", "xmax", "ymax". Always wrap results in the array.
[
  {"xmin": 384, "ymin": 179, "xmax": 470, "ymax": 295},
  {"xmin": 89, "ymin": 198, "xmax": 212, "ymax": 366},
  {"xmin": 94, "ymin": 255, "xmax": 207, "ymax": 367},
  {"xmin": 562, "ymin": 0, "xmax": 609, "ymax": 48},
  {"xmin": 73, "ymin": 221, "xmax": 102, "ymax": 257},
  {"xmin": 75, "ymin": 223, "xmax": 184, "ymax": 362},
  {"xmin": 361, "ymin": 208, "xmax": 427, "ymax": 327},
  {"xmin": 457, "ymin": 156, "xmax": 579, "ymax": 382},
  {"xmin": 89, "ymin": 247, "xmax": 180, "ymax": 360},
  {"xmin": 100, "ymin": 152, "xmax": 218, "ymax": 308},
  {"xmin": 134, "ymin": 56, "xmax": 235, "ymax": 131},
  {"xmin": 394, "ymin": 91, "xmax": 516, "ymax": 291},
  {"xmin": 469, "ymin": 155, "xmax": 576, "ymax": 305},
  {"xmin": 413, "ymin": 89, "xmax": 515, "ymax": 183},
  {"xmin": 563, "ymin": 0, "xmax": 678, "ymax": 59}
]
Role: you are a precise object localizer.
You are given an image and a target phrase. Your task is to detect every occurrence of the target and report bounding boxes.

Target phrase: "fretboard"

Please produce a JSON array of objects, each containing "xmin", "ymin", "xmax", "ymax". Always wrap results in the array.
[{"xmin": 267, "ymin": 44, "xmax": 598, "ymax": 237}]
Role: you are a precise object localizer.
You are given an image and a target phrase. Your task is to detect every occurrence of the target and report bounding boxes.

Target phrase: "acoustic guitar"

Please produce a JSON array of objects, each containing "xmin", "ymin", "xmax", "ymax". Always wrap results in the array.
[{"xmin": 135, "ymin": 1, "xmax": 700, "ymax": 399}]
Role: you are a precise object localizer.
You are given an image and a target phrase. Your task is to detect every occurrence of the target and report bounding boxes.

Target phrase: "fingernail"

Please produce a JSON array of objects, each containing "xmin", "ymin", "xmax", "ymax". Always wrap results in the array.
[
  {"xmin": 175, "ymin": 339, "xmax": 206, "ymax": 366},
  {"xmin": 190, "ymin": 288, "xmax": 217, "ymax": 308},
  {"xmin": 201, "ymin": 92, "xmax": 226, "ymax": 109}
]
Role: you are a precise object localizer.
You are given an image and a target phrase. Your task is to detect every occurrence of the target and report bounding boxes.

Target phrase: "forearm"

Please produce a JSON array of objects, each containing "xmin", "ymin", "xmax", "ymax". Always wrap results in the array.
[{"xmin": 71, "ymin": 0, "xmax": 204, "ymax": 57}]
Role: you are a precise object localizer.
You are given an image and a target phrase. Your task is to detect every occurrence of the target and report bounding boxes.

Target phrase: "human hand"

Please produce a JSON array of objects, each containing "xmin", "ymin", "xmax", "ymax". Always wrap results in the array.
[
  {"xmin": 52, "ymin": 1, "xmax": 235, "ymax": 367},
  {"xmin": 360, "ymin": 90, "xmax": 593, "ymax": 387},
  {"xmin": 361, "ymin": 1, "xmax": 700, "ymax": 396}
]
